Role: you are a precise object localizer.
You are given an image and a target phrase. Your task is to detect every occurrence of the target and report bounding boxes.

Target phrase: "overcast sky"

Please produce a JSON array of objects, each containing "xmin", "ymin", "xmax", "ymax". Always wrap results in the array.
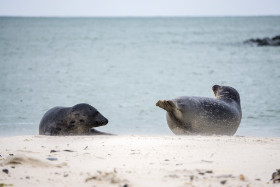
[{"xmin": 0, "ymin": 0, "xmax": 280, "ymax": 17}]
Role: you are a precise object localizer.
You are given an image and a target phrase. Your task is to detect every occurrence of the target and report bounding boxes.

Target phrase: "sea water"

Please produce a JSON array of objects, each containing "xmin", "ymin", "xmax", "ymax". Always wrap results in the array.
[{"xmin": 0, "ymin": 16, "xmax": 280, "ymax": 137}]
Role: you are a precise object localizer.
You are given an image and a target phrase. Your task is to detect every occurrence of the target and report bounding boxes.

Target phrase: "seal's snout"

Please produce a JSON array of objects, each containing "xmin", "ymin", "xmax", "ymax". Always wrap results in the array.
[
  {"xmin": 95, "ymin": 113, "xmax": 109, "ymax": 126},
  {"xmin": 103, "ymin": 118, "xmax": 109, "ymax": 125},
  {"xmin": 212, "ymin": 85, "xmax": 220, "ymax": 95},
  {"xmin": 212, "ymin": 85, "xmax": 220, "ymax": 92}
]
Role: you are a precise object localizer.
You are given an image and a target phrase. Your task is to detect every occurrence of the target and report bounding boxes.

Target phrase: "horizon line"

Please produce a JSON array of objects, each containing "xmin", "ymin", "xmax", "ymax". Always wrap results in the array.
[{"xmin": 0, "ymin": 14, "xmax": 280, "ymax": 18}]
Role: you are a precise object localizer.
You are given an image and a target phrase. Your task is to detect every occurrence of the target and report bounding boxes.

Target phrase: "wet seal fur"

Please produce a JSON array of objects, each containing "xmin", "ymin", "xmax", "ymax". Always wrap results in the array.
[
  {"xmin": 39, "ymin": 103, "xmax": 111, "ymax": 135},
  {"xmin": 156, "ymin": 85, "xmax": 242, "ymax": 135}
]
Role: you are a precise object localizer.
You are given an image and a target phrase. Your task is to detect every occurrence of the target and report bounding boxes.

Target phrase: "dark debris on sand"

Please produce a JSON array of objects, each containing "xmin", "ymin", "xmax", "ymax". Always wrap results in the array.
[
  {"xmin": 2, "ymin": 169, "xmax": 9, "ymax": 174},
  {"xmin": 272, "ymin": 169, "xmax": 280, "ymax": 183}
]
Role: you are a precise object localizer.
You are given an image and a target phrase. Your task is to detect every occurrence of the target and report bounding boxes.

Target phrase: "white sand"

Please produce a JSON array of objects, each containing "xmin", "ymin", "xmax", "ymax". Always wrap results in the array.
[{"xmin": 0, "ymin": 135, "xmax": 280, "ymax": 186}]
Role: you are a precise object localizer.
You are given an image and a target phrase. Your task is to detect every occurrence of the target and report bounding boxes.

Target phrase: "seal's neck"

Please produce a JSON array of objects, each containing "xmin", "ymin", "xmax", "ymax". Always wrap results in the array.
[
  {"xmin": 216, "ymin": 93, "xmax": 240, "ymax": 105},
  {"xmin": 217, "ymin": 96, "xmax": 242, "ymax": 115}
]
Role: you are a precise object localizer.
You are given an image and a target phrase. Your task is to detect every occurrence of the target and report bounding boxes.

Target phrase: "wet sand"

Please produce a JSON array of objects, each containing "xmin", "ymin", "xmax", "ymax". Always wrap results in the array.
[{"xmin": 0, "ymin": 135, "xmax": 280, "ymax": 186}]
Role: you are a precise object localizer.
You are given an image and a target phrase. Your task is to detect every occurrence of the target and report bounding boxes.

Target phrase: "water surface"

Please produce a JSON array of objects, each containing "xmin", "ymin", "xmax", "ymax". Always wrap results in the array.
[{"xmin": 0, "ymin": 17, "xmax": 280, "ymax": 137}]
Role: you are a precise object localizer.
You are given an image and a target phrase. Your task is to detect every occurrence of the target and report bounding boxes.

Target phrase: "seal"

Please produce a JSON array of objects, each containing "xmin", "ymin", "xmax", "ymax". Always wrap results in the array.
[
  {"xmin": 39, "ymin": 103, "xmax": 110, "ymax": 135},
  {"xmin": 156, "ymin": 85, "xmax": 242, "ymax": 135}
]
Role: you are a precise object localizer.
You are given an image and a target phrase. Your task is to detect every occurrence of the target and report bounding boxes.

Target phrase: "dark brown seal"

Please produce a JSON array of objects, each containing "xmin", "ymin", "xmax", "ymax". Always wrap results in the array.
[
  {"xmin": 39, "ymin": 103, "xmax": 110, "ymax": 135},
  {"xmin": 156, "ymin": 85, "xmax": 242, "ymax": 135}
]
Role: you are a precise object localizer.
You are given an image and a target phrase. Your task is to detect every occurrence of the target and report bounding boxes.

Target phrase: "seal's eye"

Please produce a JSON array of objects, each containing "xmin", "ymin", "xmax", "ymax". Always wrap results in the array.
[
  {"xmin": 70, "ymin": 120, "xmax": 75, "ymax": 124},
  {"xmin": 89, "ymin": 108, "xmax": 92, "ymax": 111},
  {"xmin": 79, "ymin": 119, "xmax": 85, "ymax": 123}
]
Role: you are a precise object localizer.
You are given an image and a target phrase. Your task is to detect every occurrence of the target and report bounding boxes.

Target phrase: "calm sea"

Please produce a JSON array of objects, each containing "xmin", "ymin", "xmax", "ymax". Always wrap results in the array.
[{"xmin": 0, "ymin": 16, "xmax": 280, "ymax": 137}]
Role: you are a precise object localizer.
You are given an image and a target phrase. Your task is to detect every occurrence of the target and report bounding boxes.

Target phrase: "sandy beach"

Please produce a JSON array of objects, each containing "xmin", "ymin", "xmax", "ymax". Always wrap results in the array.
[{"xmin": 0, "ymin": 135, "xmax": 279, "ymax": 186}]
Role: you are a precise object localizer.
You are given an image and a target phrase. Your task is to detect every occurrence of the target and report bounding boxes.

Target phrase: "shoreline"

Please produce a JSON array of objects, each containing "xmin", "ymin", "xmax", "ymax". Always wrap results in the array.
[{"xmin": 1, "ymin": 135, "xmax": 280, "ymax": 186}]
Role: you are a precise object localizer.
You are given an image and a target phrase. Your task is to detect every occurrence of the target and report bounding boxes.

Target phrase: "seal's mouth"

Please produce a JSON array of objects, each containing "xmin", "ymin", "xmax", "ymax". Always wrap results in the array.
[
  {"xmin": 88, "ymin": 118, "xmax": 108, "ymax": 127},
  {"xmin": 96, "ymin": 119, "xmax": 108, "ymax": 127}
]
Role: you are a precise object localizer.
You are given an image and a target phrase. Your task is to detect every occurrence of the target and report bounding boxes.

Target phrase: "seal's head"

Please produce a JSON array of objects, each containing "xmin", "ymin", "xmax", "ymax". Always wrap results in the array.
[
  {"xmin": 66, "ymin": 103, "xmax": 108, "ymax": 134},
  {"xmin": 212, "ymin": 85, "xmax": 240, "ymax": 104}
]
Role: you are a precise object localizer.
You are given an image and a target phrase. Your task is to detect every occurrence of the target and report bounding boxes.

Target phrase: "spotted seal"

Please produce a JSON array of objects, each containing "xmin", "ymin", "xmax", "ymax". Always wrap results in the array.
[
  {"xmin": 156, "ymin": 85, "xmax": 242, "ymax": 135},
  {"xmin": 39, "ymin": 103, "xmax": 110, "ymax": 135}
]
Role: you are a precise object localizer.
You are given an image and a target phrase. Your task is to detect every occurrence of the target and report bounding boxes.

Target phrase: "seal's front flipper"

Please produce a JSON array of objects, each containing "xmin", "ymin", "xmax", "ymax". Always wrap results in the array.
[{"xmin": 156, "ymin": 100, "xmax": 175, "ymax": 112}]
